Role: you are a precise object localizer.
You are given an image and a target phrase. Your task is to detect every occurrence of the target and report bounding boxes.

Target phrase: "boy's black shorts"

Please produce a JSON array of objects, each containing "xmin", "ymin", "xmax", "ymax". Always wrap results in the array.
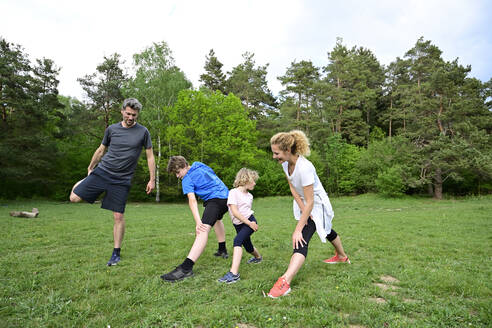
[{"xmin": 201, "ymin": 198, "xmax": 228, "ymax": 226}]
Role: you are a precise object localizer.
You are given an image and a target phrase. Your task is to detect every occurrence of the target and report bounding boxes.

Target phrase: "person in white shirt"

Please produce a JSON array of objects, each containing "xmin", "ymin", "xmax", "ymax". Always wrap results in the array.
[
  {"xmin": 267, "ymin": 130, "xmax": 350, "ymax": 298},
  {"xmin": 218, "ymin": 168, "xmax": 263, "ymax": 284}
]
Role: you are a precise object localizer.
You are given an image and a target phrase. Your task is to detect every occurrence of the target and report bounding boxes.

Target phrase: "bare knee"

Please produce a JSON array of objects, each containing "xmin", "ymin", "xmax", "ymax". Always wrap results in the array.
[
  {"xmin": 69, "ymin": 192, "xmax": 82, "ymax": 203},
  {"xmin": 70, "ymin": 180, "xmax": 84, "ymax": 202},
  {"xmin": 113, "ymin": 212, "xmax": 124, "ymax": 223}
]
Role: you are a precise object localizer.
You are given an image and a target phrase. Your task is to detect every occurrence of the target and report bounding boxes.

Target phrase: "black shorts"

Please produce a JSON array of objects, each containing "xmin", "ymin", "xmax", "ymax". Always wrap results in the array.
[
  {"xmin": 73, "ymin": 167, "xmax": 131, "ymax": 214},
  {"xmin": 293, "ymin": 217, "xmax": 317, "ymax": 258},
  {"xmin": 201, "ymin": 198, "xmax": 228, "ymax": 226}
]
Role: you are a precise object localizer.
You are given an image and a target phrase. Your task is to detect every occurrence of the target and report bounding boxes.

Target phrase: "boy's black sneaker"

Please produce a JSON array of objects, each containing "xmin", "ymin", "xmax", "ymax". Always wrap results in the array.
[
  {"xmin": 160, "ymin": 266, "xmax": 194, "ymax": 282},
  {"xmin": 214, "ymin": 250, "xmax": 229, "ymax": 259}
]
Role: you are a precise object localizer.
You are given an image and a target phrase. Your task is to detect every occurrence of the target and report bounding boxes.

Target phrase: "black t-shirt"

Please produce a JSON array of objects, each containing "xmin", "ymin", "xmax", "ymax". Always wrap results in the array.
[{"xmin": 98, "ymin": 122, "xmax": 152, "ymax": 181}]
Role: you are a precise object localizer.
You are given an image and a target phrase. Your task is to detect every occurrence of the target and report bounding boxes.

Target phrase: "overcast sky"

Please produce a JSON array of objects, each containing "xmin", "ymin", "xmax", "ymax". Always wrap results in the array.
[{"xmin": 2, "ymin": 0, "xmax": 491, "ymax": 100}]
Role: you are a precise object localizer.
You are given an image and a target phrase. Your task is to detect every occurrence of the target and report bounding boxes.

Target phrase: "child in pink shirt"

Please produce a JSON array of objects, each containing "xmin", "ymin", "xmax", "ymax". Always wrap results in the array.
[{"xmin": 218, "ymin": 168, "xmax": 262, "ymax": 283}]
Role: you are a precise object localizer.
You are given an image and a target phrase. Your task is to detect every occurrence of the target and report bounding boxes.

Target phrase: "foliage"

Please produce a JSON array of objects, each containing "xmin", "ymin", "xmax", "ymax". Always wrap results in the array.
[
  {"xmin": 278, "ymin": 59, "xmax": 320, "ymax": 126},
  {"xmin": 357, "ymin": 136, "xmax": 419, "ymax": 195},
  {"xmin": 199, "ymin": 49, "xmax": 227, "ymax": 94},
  {"xmin": 322, "ymin": 38, "xmax": 384, "ymax": 146},
  {"xmin": 0, "ymin": 35, "xmax": 490, "ymax": 200},
  {"xmin": 375, "ymin": 165, "xmax": 406, "ymax": 197},
  {"xmin": 0, "ymin": 37, "xmax": 65, "ymax": 199},
  {"xmin": 52, "ymin": 96, "xmax": 102, "ymax": 200},
  {"xmin": 226, "ymin": 52, "xmax": 277, "ymax": 120},
  {"xmin": 250, "ymin": 150, "xmax": 290, "ymax": 197},
  {"xmin": 77, "ymin": 53, "xmax": 127, "ymax": 129},
  {"xmin": 387, "ymin": 37, "xmax": 492, "ymax": 198},
  {"xmin": 315, "ymin": 134, "xmax": 363, "ymax": 195},
  {"xmin": 162, "ymin": 90, "xmax": 260, "ymax": 197},
  {"xmin": 125, "ymin": 41, "xmax": 192, "ymax": 202}
]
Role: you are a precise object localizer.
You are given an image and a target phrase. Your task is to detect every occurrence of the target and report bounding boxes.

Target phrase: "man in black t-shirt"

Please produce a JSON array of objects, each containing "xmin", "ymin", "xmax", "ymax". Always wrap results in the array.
[{"xmin": 70, "ymin": 98, "xmax": 155, "ymax": 266}]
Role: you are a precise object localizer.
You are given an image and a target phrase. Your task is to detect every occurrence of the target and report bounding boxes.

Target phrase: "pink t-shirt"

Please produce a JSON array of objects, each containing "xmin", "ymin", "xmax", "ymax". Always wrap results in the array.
[{"xmin": 227, "ymin": 188, "xmax": 254, "ymax": 225}]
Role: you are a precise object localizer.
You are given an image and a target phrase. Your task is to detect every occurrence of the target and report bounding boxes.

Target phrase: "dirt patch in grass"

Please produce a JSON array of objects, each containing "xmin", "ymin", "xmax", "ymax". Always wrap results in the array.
[
  {"xmin": 375, "ymin": 276, "xmax": 419, "ymax": 304},
  {"xmin": 236, "ymin": 324, "xmax": 258, "ymax": 328},
  {"xmin": 403, "ymin": 298, "xmax": 417, "ymax": 303},
  {"xmin": 380, "ymin": 275, "xmax": 400, "ymax": 284},
  {"xmin": 368, "ymin": 297, "xmax": 387, "ymax": 304},
  {"xmin": 374, "ymin": 283, "xmax": 399, "ymax": 291}
]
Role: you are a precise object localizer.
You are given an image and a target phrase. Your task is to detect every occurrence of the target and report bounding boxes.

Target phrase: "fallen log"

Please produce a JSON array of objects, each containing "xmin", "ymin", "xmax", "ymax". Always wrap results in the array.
[{"xmin": 10, "ymin": 208, "xmax": 39, "ymax": 218}]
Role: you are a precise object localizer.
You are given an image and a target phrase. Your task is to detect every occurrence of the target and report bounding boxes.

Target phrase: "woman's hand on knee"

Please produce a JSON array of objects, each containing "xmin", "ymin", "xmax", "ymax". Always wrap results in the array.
[{"xmin": 292, "ymin": 229, "xmax": 306, "ymax": 249}]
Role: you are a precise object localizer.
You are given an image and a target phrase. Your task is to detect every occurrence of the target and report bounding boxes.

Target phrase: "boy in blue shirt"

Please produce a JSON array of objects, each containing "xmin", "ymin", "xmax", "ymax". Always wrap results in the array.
[{"xmin": 161, "ymin": 156, "xmax": 229, "ymax": 281}]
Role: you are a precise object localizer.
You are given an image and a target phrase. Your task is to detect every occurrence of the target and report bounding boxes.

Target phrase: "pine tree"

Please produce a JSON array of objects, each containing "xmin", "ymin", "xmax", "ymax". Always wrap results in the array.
[
  {"xmin": 199, "ymin": 49, "xmax": 226, "ymax": 94},
  {"xmin": 226, "ymin": 52, "xmax": 277, "ymax": 120},
  {"xmin": 278, "ymin": 60, "xmax": 320, "ymax": 125},
  {"xmin": 77, "ymin": 53, "xmax": 127, "ymax": 129},
  {"xmin": 393, "ymin": 37, "xmax": 492, "ymax": 198}
]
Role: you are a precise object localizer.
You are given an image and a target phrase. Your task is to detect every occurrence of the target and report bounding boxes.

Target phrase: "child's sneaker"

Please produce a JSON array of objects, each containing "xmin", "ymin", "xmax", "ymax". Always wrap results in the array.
[
  {"xmin": 323, "ymin": 255, "xmax": 351, "ymax": 264},
  {"xmin": 107, "ymin": 252, "xmax": 120, "ymax": 266},
  {"xmin": 214, "ymin": 250, "xmax": 229, "ymax": 259},
  {"xmin": 268, "ymin": 277, "xmax": 291, "ymax": 298},
  {"xmin": 247, "ymin": 256, "xmax": 262, "ymax": 264},
  {"xmin": 160, "ymin": 266, "xmax": 194, "ymax": 282},
  {"xmin": 217, "ymin": 271, "xmax": 240, "ymax": 284}
]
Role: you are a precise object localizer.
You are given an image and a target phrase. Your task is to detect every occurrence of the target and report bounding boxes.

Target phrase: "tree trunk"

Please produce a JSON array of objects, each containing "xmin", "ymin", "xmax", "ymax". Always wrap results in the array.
[
  {"xmin": 389, "ymin": 98, "xmax": 393, "ymax": 139},
  {"xmin": 336, "ymin": 77, "xmax": 342, "ymax": 133},
  {"xmin": 337, "ymin": 105, "xmax": 343, "ymax": 133},
  {"xmin": 155, "ymin": 133, "xmax": 161, "ymax": 202},
  {"xmin": 433, "ymin": 168, "xmax": 443, "ymax": 199},
  {"xmin": 437, "ymin": 95, "xmax": 444, "ymax": 133},
  {"xmin": 427, "ymin": 183, "xmax": 433, "ymax": 196},
  {"xmin": 403, "ymin": 109, "xmax": 406, "ymax": 131},
  {"xmin": 10, "ymin": 208, "xmax": 39, "ymax": 218},
  {"xmin": 297, "ymin": 93, "xmax": 301, "ymax": 122},
  {"xmin": 201, "ymin": 135, "xmax": 204, "ymax": 162},
  {"xmin": 1, "ymin": 84, "xmax": 6, "ymax": 122},
  {"xmin": 1, "ymin": 105, "xmax": 6, "ymax": 122}
]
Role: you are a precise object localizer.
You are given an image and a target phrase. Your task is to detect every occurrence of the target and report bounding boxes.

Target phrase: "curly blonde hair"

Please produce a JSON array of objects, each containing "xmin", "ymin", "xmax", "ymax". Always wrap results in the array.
[
  {"xmin": 233, "ymin": 168, "xmax": 259, "ymax": 188},
  {"xmin": 270, "ymin": 130, "xmax": 310, "ymax": 156}
]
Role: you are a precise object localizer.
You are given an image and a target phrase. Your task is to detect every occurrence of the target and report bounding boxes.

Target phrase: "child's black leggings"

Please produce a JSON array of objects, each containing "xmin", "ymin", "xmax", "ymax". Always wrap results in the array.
[{"xmin": 233, "ymin": 215, "xmax": 257, "ymax": 253}]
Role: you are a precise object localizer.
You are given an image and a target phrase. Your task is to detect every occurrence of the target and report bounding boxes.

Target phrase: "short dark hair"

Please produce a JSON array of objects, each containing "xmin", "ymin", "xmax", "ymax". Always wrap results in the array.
[
  {"xmin": 122, "ymin": 98, "xmax": 142, "ymax": 111},
  {"xmin": 167, "ymin": 156, "xmax": 188, "ymax": 174}
]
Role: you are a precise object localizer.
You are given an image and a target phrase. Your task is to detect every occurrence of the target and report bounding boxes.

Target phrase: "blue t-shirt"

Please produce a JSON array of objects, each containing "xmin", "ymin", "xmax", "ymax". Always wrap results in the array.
[{"xmin": 181, "ymin": 162, "xmax": 229, "ymax": 201}]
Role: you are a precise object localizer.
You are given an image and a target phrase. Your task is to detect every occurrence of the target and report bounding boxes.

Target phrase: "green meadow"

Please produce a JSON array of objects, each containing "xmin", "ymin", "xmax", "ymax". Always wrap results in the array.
[{"xmin": 1, "ymin": 194, "xmax": 491, "ymax": 327}]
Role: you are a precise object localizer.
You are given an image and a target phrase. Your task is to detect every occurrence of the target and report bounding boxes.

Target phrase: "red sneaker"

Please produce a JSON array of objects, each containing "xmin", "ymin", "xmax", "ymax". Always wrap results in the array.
[
  {"xmin": 268, "ymin": 277, "xmax": 291, "ymax": 298},
  {"xmin": 323, "ymin": 255, "xmax": 351, "ymax": 264}
]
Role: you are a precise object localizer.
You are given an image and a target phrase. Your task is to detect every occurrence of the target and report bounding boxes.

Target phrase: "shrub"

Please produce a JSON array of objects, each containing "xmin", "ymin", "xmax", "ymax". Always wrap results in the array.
[{"xmin": 375, "ymin": 165, "xmax": 406, "ymax": 197}]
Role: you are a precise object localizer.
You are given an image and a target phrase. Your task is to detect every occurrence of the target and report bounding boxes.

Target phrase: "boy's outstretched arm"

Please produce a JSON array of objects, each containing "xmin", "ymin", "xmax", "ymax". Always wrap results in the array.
[{"xmin": 187, "ymin": 193, "xmax": 208, "ymax": 234}]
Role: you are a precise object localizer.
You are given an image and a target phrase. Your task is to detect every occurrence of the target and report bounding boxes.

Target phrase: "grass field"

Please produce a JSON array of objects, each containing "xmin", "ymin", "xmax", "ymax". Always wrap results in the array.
[{"xmin": 0, "ymin": 194, "xmax": 491, "ymax": 327}]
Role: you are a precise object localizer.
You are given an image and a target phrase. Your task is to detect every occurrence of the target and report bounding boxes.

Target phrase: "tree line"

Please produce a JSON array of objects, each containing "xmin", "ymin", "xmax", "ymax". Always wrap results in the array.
[{"xmin": 1, "ymin": 36, "xmax": 491, "ymax": 201}]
